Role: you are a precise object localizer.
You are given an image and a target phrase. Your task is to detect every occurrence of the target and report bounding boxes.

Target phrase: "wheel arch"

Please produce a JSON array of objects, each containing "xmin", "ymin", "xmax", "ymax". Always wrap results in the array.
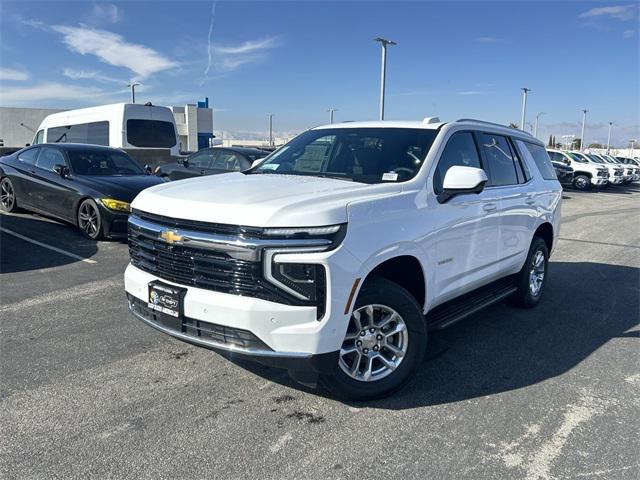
[
  {"xmin": 534, "ymin": 222, "xmax": 554, "ymax": 252},
  {"xmin": 361, "ymin": 255, "xmax": 426, "ymax": 311}
]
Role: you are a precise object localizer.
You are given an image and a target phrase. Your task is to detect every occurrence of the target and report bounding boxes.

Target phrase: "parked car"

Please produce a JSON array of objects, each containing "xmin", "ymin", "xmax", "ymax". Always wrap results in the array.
[
  {"xmin": 615, "ymin": 157, "xmax": 640, "ymax": 182},
  {"xmin": 0, "ymin": 143, "xmax": 164, "ymax": 239},
  {"xmin": 546, "ymin": 149, "xmax": 608, "ymax": 190},
  {"xmin": 600, "ymin": 154, "xmax": 635, "ymax": 183},
  {"xmin": 550, "ymin": 159, "xmax": 574, "ymax": 186},
  {"xmin": 154, "ymin": 147, "xmax": 269, "ymax": 181},
  {"xmin": 32, "ymin": 103, "xmax": 181, "ymax": 156},
  {"xmin": 585, "ymin": 153, "xmax": 624, "ymax": 185},
  {"xmin": 124, "ymin": 118, "xmax": 562, "ymax": 400}
]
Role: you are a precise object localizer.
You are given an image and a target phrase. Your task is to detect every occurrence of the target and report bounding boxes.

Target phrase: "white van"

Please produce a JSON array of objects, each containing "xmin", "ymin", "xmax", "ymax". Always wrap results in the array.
[{"xmin": 32, "ymin": 103, "xmax": 180, "ymax": 156}]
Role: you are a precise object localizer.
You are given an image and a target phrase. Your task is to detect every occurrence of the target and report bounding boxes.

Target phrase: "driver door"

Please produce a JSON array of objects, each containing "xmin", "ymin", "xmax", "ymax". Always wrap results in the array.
[{"xmin": 29, "ymin": 147, "xmax": 76, "ymax": 221}]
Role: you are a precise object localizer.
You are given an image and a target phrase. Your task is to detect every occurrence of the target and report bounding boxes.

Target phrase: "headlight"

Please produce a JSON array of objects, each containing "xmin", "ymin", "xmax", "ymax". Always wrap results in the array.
[
  {"xmin": 100, "ymin": 198, "xmax": 131, "ymax": 212},
  {"xmin": 263, "ymin": 225, "xmax": 341, "ymax": 237},
  {"xmin": 270, "ymin": 262, "xmax": 326, "ymax": 302}
]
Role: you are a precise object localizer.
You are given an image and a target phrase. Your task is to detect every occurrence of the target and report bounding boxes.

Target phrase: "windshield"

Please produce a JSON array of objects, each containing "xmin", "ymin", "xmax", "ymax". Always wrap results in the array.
[
  {"xmin": 567, "ymin": 152, "xmax": 587, "ymax": 163},
  {"xmin": 67, "ymin": 149, "xmax": 145, "ymax": 176},
  {"xmin": 250, "ymin": 128, "xmax": 438, "ymax": 183},
  {"xmin": 587, "ymin": 154, "xmax": 604, "ymax": 164},
  {"xmin": 126, "ymin": 119, "xmax": 177, "ymax": 148}
]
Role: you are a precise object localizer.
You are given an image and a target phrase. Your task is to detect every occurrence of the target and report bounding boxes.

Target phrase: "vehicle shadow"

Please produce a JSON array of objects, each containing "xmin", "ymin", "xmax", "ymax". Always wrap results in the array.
[
  {"xmin": 0, "ymin": 213, "xmax": 99, "ymax": 273},
  {"xmin": 233, "ymin": 261, "xmax": 639, "ymax": 408}
]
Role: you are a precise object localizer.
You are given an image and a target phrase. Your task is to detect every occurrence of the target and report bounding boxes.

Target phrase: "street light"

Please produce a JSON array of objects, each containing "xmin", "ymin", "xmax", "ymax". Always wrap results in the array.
[
  {"xmin": 534, "ymin": 112, "xmax": 546, "ymax": 138},
  {"xmin": 606, "ymin": 122, "xmax": 613, "ymax": 153},
  {"xmin": 520, "ymin": 87, "xmax": 531, "ymax": 131},
  {"xmin": 630, "ymin": 139, "xmax": 638, "ymax": 158},
  {"xmin": 580, "ymin": 109, "xmax": 588, "ymax": 151},
  {"xmin": 327, "ymin": 108, "xmax": 338, "ymax": 124},
  {"xmin": 374, "ymin": 37, "xmax": 397, "ymax": 120},
  {"xmin": 127, "ymin": 83, "xmax": 140, "ymax": 104},
  {"xmin": 267, "ymin": 114, "xmax": 274, "ymax": 146}
]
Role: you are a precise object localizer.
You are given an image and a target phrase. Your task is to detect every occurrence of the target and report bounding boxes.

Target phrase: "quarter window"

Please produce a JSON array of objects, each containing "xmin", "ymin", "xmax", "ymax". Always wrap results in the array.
[
  {"xmin": 36, "ymin": 147, "xmax": 66, "ymax": 172},
  {"xmin": 480, "ymin": 133, "xmax": 518, "ymax": 186},
  {"xmin": 433, "ymin": 132, "xmax": 482, "ymax": 193},
  {"xmin": 17, "ymin": 148, "xmax": 39, "ymax": 165},
  {"xmin": 47, "ymin": 121, "xmax": 110, "ymax": 146}
]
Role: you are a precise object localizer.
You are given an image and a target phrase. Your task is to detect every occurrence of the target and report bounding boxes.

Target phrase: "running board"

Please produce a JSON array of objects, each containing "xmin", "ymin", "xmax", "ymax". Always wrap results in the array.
[{"xmin": 426, "ymin": 277, "xmax": 517, "ymax": 331}]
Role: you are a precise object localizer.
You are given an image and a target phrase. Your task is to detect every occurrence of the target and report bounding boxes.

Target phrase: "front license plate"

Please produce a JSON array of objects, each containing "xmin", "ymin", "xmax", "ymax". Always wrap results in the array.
[{"xmin": 148, "ymin": 281, "xmax": 186, "ymax": 318}]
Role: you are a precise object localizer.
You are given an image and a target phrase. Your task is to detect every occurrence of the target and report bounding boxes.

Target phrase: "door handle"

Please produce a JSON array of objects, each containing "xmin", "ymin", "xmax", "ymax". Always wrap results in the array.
[{"xmin": 483, "ymin": 203, "xmax": 497, "ymax": 212}]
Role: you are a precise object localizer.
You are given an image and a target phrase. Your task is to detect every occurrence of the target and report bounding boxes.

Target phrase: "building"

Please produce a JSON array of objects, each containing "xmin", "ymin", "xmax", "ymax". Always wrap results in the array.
[
  {"xmin": 0, "ymin": 99, "xmax": 214, "ymax": 151},
  {"xmin": 171, "ymin": 98, "xmax": 214, "ymax": 152},
  {"xmin": 0, "ymin": 107, "xmax": 66, "ymax": 147}
]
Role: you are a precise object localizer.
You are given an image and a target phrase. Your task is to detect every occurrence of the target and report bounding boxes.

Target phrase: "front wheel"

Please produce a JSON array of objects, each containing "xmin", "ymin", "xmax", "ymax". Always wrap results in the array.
[
  {"xmin": 319, "ymin": 277, "xmax": 427, "ymax": 400},
  {"xmin": 573, "ymin": 174, "xmax": 591, "ymax": 191},
  {"xmin": 77, "ymin": 199, "xmax": 104, "ymax": 240},
  {"xmin": 0, "ymin": 177, "xmax": 19, "ymax": 213}
]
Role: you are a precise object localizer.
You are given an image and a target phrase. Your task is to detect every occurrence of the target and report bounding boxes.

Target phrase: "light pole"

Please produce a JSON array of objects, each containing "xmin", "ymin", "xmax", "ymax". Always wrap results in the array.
[
  {"xmin": 606, "ymin": 122, "xmax": 613, "ymax": 153},
  {"xmin": 327, "ymin": 108, "xmax": 338, "ymax": 124},
  {"xmin": 374, "ymin": 37, "xmax": 397, "ymax": 120},
  {"xmin": 534, "ymin": 112, "xmax": 546, "ymax": 138},
  {"xmin": 630, "ymin": 139, "xmax": 637, "ymax": 158},
  {"xmin": 267, "ymin": 114, "xmax": 274, "ymax": 146},
  {"xmin": 127, "ymin": 83, "xmax": 140, "ymax": 104},
  {"xmin": 520, "ymin": 87, "xmax": 531, "ymax": 131},
  {"xmin": 580, "ymin": 109, "xmax": 588, "ymax": 151}
]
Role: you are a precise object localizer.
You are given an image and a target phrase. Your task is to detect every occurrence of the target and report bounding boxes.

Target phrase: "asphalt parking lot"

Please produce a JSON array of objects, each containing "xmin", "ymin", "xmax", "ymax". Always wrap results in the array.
[{"xmin": 1, "ymin": 185, "xmax": 639, "ymax": 480}]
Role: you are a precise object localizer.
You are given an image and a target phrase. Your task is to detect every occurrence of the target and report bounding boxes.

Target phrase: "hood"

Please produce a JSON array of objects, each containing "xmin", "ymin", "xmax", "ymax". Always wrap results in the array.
[
  {"xmin": 74, "ymin": 174, "xmax": 166, "ymax": 203},
  {"xmin": 131, "ymin": 172, "xmax": 402, "ymax": 227}
]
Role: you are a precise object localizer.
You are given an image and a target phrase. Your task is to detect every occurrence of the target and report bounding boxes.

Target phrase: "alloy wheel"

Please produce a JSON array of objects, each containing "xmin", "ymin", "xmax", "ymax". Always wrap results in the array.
[
  {"xmin": 1, "ymin": 179, "xmax": 15, "ymax": 211},
  {"xmin": 78, "ymin": 202, "xmax": 99, "ymax": 238},
  {"xmin": 339, "ymin": 304, "xmax": 409, "ymax": 382},
  {"xmin": 575, "ymin": 177, "xmax": 588, "ymax": 189},
  {"xmin": 529, "ymin": 250, "xmax": 545, "ymax": 296}
]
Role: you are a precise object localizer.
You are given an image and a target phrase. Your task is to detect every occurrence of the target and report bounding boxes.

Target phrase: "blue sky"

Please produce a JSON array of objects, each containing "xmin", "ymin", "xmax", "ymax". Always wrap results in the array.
[{"xmin": 0, "ymin": 1, "xmax": 638, "ymax": 146}]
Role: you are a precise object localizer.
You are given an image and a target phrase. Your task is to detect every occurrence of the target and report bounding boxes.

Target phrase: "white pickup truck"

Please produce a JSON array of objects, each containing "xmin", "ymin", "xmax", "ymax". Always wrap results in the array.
[
  {"xmin": 546, "ymin": 149, "xmax": 609, "ymax": 190},
  {"xmin": 124, "ymin": 118, "xmax": 562, "ymax": 399}
]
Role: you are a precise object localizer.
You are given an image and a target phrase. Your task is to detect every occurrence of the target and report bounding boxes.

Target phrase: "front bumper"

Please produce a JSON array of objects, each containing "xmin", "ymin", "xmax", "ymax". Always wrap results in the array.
[
  {"xmin": 127, "ymin": 293, "xmax": 338, "ymax": 373},
  {"xmin": 592, "ymin": 177, "xmax": 608, "ymax": 186},
  {"xmin": 98, "ymin": 206, "xmax": 129, "ymax": 238},
  {"xmin": 609, "ymin": 176, "xmax": 624, "ymax": 184}
]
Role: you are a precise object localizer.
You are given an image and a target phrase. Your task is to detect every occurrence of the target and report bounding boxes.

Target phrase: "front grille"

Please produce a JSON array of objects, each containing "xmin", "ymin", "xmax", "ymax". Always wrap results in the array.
[
  {"xmin": 127, "ymin": 213, "xmax": 326, "ymax": 317},
  {"xmin": 615, "ymin": 168, "xmax": 624, "ymax": 176},
  {"xmin": 128, "ymin": 295, "xmax": 272, "ymax": 351},
  {"xmin": 597, "ymin": 170, "xmax": 608, "ymax": 177}
]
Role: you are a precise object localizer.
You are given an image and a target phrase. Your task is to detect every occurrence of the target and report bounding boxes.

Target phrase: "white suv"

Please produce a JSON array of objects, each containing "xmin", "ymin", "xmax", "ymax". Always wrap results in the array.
[
  {"xmin": 547, "ymin": 149, "xmax": 609, "ymax": 190},
  {"xmin": 124, "ymin": 118, "xmax": 561, "ymax": 400}
]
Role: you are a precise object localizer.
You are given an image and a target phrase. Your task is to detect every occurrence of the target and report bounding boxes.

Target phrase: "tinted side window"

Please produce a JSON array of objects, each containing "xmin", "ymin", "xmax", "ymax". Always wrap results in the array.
[
  {"xmin": 213, "ymin": 152, "xmax": 243, "ymax": 171},
  {"xmin": 188, "ymin": 151, "xmax": 216, "ymax": 168},
  {"xmin": 18, "ymin": 148, "xmax": 39, "ymax": 165},
  {"xmin": 47, "ymin": 121, "xmax": 109, "ymax": 145},
  {"xmin": 433, "ymin": 132, "xmax": 482, "ymax": 193},
  {"xmin": 36, "ymin": 148, "xmax": 66, "ymax": 172},
  {"xmin": 480, "ymin": 133, "xmax": 518, "ymax": 186},
  {"xmin": 126, "ymin": 120, "xmax": 177, "ymax": 148},
  {"xmin": 517, "ymin": 140, "xmax": 557, "ymax": 180}
]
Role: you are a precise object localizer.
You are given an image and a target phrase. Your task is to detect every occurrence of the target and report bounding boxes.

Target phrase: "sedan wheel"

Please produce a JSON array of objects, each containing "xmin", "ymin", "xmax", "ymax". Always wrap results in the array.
[
  {"xmin": 77, "ymin": 200, "xmax": 103, "ymax": 240},
  {"xmin": 0, "ymin": 178, "xmax": 18, "ymax": 212}
]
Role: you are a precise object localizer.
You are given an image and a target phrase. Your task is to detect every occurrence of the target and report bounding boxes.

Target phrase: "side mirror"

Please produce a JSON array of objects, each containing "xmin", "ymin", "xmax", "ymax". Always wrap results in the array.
[
  {"xmin": 178, "ymin": 158, "xmax": 189, "ymax": 167},
  {"xmin": 437, "ymin": 166, "xmax": 488, "ymax": 203},
  {"xmin": 144, "ymin": 164, "xmax": 153, "ymax": 174},
  {"xmin": 53, "ymin": 164, "xmax": 69, "ymax": 177}
]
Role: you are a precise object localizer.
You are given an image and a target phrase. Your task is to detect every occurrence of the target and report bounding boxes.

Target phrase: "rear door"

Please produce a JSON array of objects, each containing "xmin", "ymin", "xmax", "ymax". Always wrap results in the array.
[{"xmin": 9, "ymin": 147, "xmax": 40, "ymax": 206}]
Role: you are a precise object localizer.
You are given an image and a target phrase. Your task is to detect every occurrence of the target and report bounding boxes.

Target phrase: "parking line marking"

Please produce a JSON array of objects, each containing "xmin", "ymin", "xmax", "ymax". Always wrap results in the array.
[{"xmin": 0, "ymin": 227, "xmax": 97, "ymax": 264}]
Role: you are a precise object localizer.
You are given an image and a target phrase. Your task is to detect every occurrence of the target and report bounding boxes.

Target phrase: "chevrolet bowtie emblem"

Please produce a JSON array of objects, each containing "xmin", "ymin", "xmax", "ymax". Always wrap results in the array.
[{"xmin": 160, "ymin": 229, "xmax": 183, "ymax": 244}]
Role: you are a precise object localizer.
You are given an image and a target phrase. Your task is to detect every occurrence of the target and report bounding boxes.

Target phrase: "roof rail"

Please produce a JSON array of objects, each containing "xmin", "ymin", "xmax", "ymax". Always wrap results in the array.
[{"xmin": 455, "ymin": 118, "xmax": 535, "ymax": 137}]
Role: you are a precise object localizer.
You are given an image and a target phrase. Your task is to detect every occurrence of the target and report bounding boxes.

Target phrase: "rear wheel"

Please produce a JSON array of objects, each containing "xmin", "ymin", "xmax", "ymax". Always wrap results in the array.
[
  {"xmin": 0, "ymin": 177, "xmax": 19, "ymax": 213},
  {"xmin": 77, "ymin": 199, "xmax": 103, "ymax": 240},
  {"xmin": 573, "ymin": 174, "xmax": 591, "ymax": 191},
  {"xmin": 320, "ymin": 277, "xmax": 426, "ymax": 400},
  {"xmin": 511, "ymin": 237, "xmax": 549, "ymax": 308}
]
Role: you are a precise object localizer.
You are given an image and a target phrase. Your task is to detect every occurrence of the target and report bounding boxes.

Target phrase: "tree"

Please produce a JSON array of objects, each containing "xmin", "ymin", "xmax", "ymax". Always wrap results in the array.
[
  {"xmin": 548, "ymin": 135, "xmax": 553, "ymax": 147},
  {"xmin": 508, "ymin": 122, "xmax": 519, "ymax": 129},
  {"xmin": 588, "ymin": 142, "xmax": 604, "ymax": 149},
  {"xmin": 574, "ymin": 138, "xmax": 582, "ymax": 150}
]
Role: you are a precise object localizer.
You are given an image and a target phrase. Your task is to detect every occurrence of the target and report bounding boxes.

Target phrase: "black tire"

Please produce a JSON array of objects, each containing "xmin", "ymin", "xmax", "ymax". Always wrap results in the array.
[
  {"xmin": 511, "ymin": 236, "xmax": 549, "ymax": 308},
  {"xmin": 319, "ymin": 276, "xmax": 427, "ymax": 401},
  {"xmin": 0, "ymin": 177, "xmax": 19, "ymax": 213},
  {"xmin": 77, "ymin": 199, "xmax": 104, "ymax": 240},
  {"xmin": 573, "ymin": 174, "xmax": 591, "ymax": 191}
]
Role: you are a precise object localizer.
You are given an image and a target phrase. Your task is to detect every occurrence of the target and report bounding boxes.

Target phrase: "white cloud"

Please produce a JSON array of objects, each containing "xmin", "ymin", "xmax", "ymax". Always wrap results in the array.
[
  {"xmin": 623, "ymin": 29, "xmax": 635, "ymax": 39},
  {"xmin": 457, "ymin": 91, "xmax": 488, "ymax": 95},
  {"xmin": 62, "ymin": 68, "xmax": 124, "ymax": 84},
  {"xmin": 0, "ymin": 68, "xmax": 29, "ymax": 81},
  {"xmin": 475, "ymin": 37, "xmax": 501, "ymax": 43},
  {"xmin": 579, "ymin": 5, "xmax": 636, "ymax": 21},
  {"xmin": 214, "ymin": 37, "xmax": 281, "ymax": 55},
  {"xmin": 204, "ymin": 1, "xmax": 217, "ymax": 77},
  {"xmin": 52, "ymin": 25, "xmax": 179, "ymax": 79},
  {"xmin": 89, "ymin": 3, "xmax": 120, "ymax": 24},
  {"xmin": 0, "ymin": 82, "xmax": 119, "ymax": 105}
]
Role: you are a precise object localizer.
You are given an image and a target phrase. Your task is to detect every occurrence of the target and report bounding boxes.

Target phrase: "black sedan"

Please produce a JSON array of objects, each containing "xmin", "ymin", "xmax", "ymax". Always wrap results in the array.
[
  {"xmin": 0, "ymin": 143, "xmax": 164, "ymax": 240},
  {"xmin": 155, "ymin": 147, "xmax": 269, "ymax": 181},
  {"xmin": 551, "ymin": 160, "xmax": 574, "ymax": 186}
]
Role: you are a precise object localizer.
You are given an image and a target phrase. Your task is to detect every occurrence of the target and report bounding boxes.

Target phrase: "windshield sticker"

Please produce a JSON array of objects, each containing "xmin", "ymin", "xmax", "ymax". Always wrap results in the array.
[
  {"xmin": 260, "ymin": 163, "xmax": 280, "ymax": 171},
  {"xmin": 382, "ymin": 172, "xmax": 398, "ymax": 181}
]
